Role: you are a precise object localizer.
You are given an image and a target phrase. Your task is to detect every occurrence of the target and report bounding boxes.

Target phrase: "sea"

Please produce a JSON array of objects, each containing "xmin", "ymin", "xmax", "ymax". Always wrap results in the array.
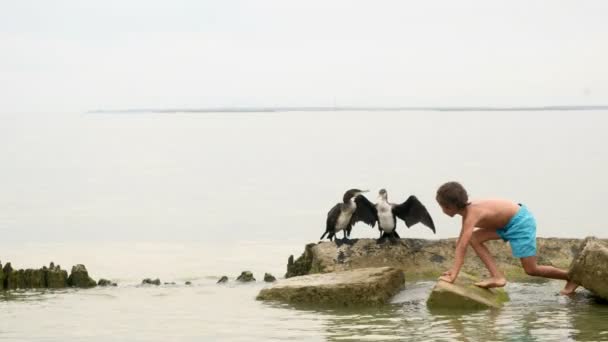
[{"xmin": 1, "ymin": 110, "xmax": 607, "ymax": 341}]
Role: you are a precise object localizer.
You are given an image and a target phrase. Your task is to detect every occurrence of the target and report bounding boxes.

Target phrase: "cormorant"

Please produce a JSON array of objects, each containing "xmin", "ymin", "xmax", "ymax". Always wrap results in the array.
[
  {"xmin": 320, "ymin": 189, "xmax": 377, "ymax": 243},
  {"xmin": 375, "ymin": 188, "xmax": 435, "ymax": 243}
]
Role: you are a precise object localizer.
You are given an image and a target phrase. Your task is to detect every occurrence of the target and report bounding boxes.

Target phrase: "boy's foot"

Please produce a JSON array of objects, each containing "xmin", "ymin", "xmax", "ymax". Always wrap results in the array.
[
  {"xmin": 559, "ymin": 280, "xmax": 579, "ymax": 296},
  {"xmin": 474, "ymin": 277, "xmax": 507, "ymax": 289}
]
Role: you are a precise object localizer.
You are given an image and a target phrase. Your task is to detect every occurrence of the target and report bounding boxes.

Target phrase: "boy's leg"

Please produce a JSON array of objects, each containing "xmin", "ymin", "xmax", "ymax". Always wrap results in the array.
[
  {"xmin": 520, "ymin": 256, "xmax": 579, "ymax": 295},
  {"xmin": 469, "ymin": 229, "xmax": 507, "ymax": 288}
]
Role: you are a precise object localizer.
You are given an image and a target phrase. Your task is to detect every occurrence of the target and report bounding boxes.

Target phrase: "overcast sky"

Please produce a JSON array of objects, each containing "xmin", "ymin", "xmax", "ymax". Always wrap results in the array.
[{"xmin": 1, "ymin": 1, "xmax": 607, "ymax": 114}]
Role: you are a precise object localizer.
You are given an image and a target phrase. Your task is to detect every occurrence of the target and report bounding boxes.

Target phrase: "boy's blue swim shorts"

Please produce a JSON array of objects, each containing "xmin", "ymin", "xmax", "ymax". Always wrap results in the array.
[{"xmin": 496, "ymin": 204, "xmax": 537, "ymax": 258}]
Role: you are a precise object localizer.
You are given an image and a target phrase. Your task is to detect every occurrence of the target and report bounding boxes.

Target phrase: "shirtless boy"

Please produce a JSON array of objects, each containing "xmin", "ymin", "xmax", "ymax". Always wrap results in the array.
[{"xmin": 435, "ymin": 181, "xmax": 578, "ymax": 295}]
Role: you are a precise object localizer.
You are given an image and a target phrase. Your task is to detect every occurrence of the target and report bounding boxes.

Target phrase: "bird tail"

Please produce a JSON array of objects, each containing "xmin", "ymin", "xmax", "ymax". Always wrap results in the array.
[{"xmin": 320, "ymin": 230, "xmax": 328, "ymax": 240}]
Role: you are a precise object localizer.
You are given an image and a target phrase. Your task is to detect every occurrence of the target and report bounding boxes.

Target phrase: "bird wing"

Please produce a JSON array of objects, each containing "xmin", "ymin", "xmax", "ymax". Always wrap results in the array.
[
  {"xmin": 350, "ymin": 195, "xmax": 377, "ymax": 227},
  {"xmin": 392, "ymin": 195, "xmax": 436, "ymax": 233},
  {"xmin": 326, "ymin": 203, "xmax": 341, "ymax": 232}
]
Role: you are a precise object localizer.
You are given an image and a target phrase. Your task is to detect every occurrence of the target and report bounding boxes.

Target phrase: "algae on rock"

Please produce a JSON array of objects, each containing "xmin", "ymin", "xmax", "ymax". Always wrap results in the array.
[
  {"xmin": 258, "ymin": 267, "xmax": 404, "ymax": 306},
  {"xmin": 427, "ymin": 273, "xmax": 509, "ymax": 310}
]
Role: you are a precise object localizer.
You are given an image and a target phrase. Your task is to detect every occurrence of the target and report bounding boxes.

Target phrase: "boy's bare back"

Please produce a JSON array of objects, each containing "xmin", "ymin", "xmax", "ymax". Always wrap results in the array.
[{"xmin": 464, "ymin": 199, "xmax": 521, "ymax": 231}]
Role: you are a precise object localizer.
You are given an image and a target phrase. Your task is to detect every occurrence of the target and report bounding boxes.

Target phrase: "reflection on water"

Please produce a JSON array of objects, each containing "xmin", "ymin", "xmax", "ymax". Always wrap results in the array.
[{"xmin": 258, "ymin": 281, "xmax": 608, "ymax": 342}]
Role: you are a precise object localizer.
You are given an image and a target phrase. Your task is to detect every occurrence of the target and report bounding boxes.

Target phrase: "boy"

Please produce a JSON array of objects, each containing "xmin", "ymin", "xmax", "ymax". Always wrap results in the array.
[{"xmin": 435, "ymin": 181, "xmax": 578, "ymax": 295}]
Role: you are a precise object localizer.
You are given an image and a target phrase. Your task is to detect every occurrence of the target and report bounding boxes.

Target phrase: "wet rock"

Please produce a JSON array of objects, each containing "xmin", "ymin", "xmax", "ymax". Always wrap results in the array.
[
  {"xmin": 97, "ymin": 279, "xmax": 117, "ymax": 287},
  {"xmin": 217, "ymin": 276, "xmax": 228, "ymax": 284},
  {"xmin": 142, "ymin": 278, "xmax": 161, "ymax": 286},
  {"xmin": 287, "ymin": 238, "xmax": 594, "ymax": 281},
  {"xmin": 45, "ymin": 264, "xmax": 68, "ymax": 288},
  {"xmin": 568, "ymin": 237, "xmax": 608, "ymax": 300},
  {"xmin": 67, "ymin": 264, "xmax": 96, "ymax": 288},
  {"xmin": 257, "ymin": 267, "xmax": 404, "ymax": 306},
  {"xmin": 264, "ymin": 273, "xmax": 277, "ymax": 282},
  {"xmin": 6, "ymin": 269, "xmax": 26, "ymax": 289},
  {"xmin": 236, "ymin": 271, "xmax": 255, "ymax": 282},
  {"xmin": 24, "ymin": 269, "xmax": 46, "ymax": 288},
  {"xmin": 185, "ymin": 281, "xmax": 192, "ymax": 285},
  {"xmin": 0, "ymin": 261, "xmax": 4, "ymax": 290},
  {"xmin": 285, "ymin": 243, "xmax": 323, "ymax": 278},
  {"xmin": 3, "ymin": 262, "xmax": 13, "ymax": 274},
  {"xmin": 164, "ymin": 282, "xmax": 176, "ymax": 285},
  {"xmin": 426, "ymin": 274, "xmax": 509, "ymax": 310}
]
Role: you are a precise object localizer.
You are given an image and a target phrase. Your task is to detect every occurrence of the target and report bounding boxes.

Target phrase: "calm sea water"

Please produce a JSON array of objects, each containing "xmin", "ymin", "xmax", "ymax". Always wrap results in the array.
[
  {"xmin": 1, "ymin": 241, "xmax": 608, "ymax": 341},
  {"xmin": 1, "ymin": 111, "xmax": 608, "ymax": 340}
]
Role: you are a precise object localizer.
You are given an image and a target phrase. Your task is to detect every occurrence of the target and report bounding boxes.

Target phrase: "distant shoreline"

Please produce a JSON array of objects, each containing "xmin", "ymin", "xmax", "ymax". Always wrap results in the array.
[{"xmin": 87, "ymin": 105, "xmax": 608, "ymax": 114}]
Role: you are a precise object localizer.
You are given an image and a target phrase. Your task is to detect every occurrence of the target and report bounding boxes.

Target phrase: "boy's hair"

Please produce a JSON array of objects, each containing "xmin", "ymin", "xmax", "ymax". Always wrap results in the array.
[{"xmin": 436, "ymin": 181, "xmax": 469, "ymax": 209}]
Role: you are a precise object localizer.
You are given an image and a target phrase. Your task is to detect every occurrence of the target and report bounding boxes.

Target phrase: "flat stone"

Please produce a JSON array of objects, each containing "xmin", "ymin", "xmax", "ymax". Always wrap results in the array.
[
  {"xmin": 427, "ymin": 274, "xmax": 509, "ymax": 310},
  {"xmin": 257, "ymin": 266, "xmax": 404, "ymax": 306},
  {"xmin": 568, "ymin": 237, "xmax": 608, "ymax": 300}
]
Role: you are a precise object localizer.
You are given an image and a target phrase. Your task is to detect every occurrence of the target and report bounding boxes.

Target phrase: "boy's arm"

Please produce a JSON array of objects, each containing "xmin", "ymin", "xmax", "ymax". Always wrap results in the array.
[{"xmin": 440, "ymin": 214, "xmax": 478, "ymax": 282}]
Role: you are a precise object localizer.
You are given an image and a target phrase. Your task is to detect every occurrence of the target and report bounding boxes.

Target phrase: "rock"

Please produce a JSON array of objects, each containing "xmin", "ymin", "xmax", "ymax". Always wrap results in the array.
[
  {"xmin": 185, "ymin": 281, "xmax": 192, "ymax": 285},
  {"xmin": 24, "ymin": 269, "xmax": 46, "ymax": 288},
  {"xmin": 264, "ymin": 273, "xmax": 277, "ymax": 282},
  {"xmin": 285, "ymin": 243, "xmax": 324, "ymax": 278},
  {"xmin": 164, "ymin": 282, "xmax": 176, "ymax": 285},
  {"xmin": 97, "ymin": 279, "xmax": 117, "ymax": 287},
  {"xmin": 45, "ymin": 265, "xmax": 68, "ymax": 288},
  {"xmin": 0, "ymin": 261, "xmax": 4, "ymax": 290},
  {"xmin": 3, "ymin": 262, "xmax": 13, "ymax": 274},
  {"xmin": 217, "ymin": 276, "xmax": 228, "ymax": 284},
  {"xmin": 287, "ymin": 238, "xmax": 598, "ymax": 281},
  {"xmin": 142, "ymin": 278, "xmax": 161, "ymax": 286},
  {"xmin": 568, "ymin": 237, "xmax": 608, "ymax": 300},
  {"xmin": 67, "ymin": 264, "xmax": 97, "ymax": 288},
  {"xmin": 6, "ymin": 269, "xmax": 26, "ymax": 289},
  {"xmin": 236, "ymin": 271, "xmax": 255, "ymax": 282},
  {"xmin": 257, "ymin": 267, "xmax": 404, "ymax": 306},
  {"xmin": 427, "ymin": 274, "xmax": 509, "ymax": 310}
]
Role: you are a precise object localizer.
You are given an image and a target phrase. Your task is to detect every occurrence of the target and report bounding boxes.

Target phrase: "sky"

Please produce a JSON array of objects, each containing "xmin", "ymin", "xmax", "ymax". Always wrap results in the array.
[{"xmin": 1, "ymin": 0, "xmax": 607, "ymax": 114}]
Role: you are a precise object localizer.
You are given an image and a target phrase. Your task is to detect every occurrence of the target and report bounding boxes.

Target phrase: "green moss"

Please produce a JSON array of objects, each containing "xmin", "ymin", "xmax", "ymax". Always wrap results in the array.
[
  {"xmin": 427, "ymin": 273, "xmax": 509, "ymax": 310},
  {"xmin": 45, "ymin": 269, "xmax": 68, "ymax": 288}
]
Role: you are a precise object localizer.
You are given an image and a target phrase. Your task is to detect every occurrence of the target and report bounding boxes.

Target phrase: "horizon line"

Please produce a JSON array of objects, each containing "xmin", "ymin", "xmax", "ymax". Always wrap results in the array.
[{"xmin": 87, "ymin": 105, "xmax": 608, "ymax": 114}]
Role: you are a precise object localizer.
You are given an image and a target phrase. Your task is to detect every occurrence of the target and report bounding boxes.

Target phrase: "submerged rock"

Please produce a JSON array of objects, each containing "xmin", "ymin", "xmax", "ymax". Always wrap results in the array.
[
  {"xmin": 217, "ymin": 276, "xmax": 228, "ymax": 284},
  {"xmin": 67, "ymin": 264, "xmax": 96, "ymax": 288},
  {"xmin": 236, "ymin": 271, "xmax": 255, "ymax": 282},
  {"xmin": 287, "ymin": 238, "xmax": 594, "ymax": 281},
  {"xmin": 426, "ymin": 274, "xmax": 509, "ymax": 310},
  {"xmin": 142, "ymin": 278, "xmax": 161, "ymax": 286},
  {"xmin": 257, "ymin": 267, "xmax": 404, "ymax": 306},
  {"xmin": 264, "ymin": 273, "xmax": 277, "ymax": 282},
  {"xmin": 568, "ymin": 237, "xmax": 608, "ymax": 301},
  {"xmin": 185, "ymin": 281, "xmax": 192, "ymax": 285},
  {"xmin": 97, "ymin": 279, "xmax": 117, "ymax": 287}
]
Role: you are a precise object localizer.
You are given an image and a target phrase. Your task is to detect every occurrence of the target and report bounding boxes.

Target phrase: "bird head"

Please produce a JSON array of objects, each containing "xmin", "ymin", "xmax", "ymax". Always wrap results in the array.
[
  {"xmin": 343, "ymin": 189, "xmax": 368, "ymax": 203},
  {"xmin": 378, "ymin": 188, "xmax": 388, "ymax": 201}
]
